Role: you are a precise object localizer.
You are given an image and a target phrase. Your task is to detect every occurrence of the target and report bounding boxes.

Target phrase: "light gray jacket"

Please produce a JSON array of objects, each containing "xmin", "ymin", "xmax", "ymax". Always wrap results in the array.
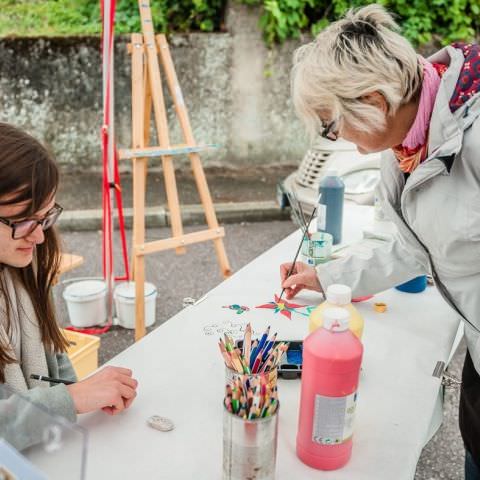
[{"xmin": 317, "ymin": 45, "xmax": 480, "ymax": 373}]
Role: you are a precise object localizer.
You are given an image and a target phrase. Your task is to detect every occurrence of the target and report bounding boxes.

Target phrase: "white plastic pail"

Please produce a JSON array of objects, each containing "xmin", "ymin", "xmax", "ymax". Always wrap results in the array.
[
  {"xmin": 114, "ymin": 282, "xmax": 157, "ymax": 329},
  {"xmin": 63, "ymin": 280, "xmax": 107, "ymax": 328}
]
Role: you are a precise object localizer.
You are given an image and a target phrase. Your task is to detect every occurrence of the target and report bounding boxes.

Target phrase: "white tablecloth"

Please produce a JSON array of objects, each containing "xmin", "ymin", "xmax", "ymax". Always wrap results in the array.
[{"xmin": 31, "ymin": 205, "xmax": 462, "ymax": 479}]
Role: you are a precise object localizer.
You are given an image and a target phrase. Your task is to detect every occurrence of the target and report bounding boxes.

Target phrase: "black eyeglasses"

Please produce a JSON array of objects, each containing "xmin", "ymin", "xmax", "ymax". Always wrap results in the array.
[
  {"xmin": 321, "ymin": 121, "xmax": 339, "ymax": 141},
  {"xmin": 0, "ymin": 203, "xmax": 63, "ymax": 239}
]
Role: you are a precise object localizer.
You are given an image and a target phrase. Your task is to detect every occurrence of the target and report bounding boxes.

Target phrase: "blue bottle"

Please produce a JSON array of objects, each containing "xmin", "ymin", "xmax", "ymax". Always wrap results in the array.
[{"xmin": 317, "ymin": 170, "xmax": 345, "ymax": 245}]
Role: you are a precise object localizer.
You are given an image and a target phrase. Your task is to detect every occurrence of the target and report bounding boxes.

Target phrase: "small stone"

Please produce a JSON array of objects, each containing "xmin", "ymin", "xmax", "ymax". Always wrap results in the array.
[{"xmin": 147, "ymin": 415, "xmax": 174, "ymax": 432}]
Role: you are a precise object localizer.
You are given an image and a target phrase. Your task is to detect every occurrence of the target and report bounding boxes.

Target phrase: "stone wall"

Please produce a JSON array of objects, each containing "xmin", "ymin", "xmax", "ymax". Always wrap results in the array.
[{"xmin": 0, "ymin": 4, "xmax": 310, "ymax": 172}]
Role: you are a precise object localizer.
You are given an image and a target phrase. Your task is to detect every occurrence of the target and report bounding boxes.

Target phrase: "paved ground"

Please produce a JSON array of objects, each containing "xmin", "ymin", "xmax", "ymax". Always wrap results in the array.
[
  {"xmin": 55, "ymin": 221, "xmax": 297, "ymax": 359},
  {"xmin": 57, "ymin": 166, "xmax": 296, "ymax": 211},
  {"xmin": 55, "ymin": 221, "xmax": 466, "ymax": 480}
]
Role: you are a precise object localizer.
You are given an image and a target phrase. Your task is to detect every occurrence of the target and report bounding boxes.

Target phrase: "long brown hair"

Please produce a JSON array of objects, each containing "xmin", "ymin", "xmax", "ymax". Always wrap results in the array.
[{"xmin": 0, "ymin": 122, "xmax": 68, "ymax": 382}]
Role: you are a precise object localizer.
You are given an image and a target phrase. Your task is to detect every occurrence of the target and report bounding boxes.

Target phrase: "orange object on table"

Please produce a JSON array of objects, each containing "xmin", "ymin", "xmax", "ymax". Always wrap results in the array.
[{"xmin": 374, "ymin": 302, "xmax": 387, "ymax": 313}]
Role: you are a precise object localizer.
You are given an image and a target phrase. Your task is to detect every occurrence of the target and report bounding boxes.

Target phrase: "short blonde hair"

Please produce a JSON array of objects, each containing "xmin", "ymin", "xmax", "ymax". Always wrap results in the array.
[{"xmin": 291, "ymin": 4, "xmax": 422, "ymax": 136}]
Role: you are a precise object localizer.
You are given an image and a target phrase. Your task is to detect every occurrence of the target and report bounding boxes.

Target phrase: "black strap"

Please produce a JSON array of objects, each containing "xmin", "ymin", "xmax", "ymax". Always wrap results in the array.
[{"xmin": 459, "ymin": 350, "xmax": 480, "ymax": 466}]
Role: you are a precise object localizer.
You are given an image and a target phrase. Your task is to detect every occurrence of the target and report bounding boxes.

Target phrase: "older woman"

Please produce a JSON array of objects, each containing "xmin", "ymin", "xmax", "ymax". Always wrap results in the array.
[{"xmin": 280, "ymin": 4, "xmax": 480, "ymax": 478}]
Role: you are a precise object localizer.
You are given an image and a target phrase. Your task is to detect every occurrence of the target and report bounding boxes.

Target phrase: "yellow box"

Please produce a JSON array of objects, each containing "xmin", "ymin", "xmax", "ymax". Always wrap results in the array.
[{"xmin": 61, "ymin": 329, "xmax": 101, "ymax": 380}]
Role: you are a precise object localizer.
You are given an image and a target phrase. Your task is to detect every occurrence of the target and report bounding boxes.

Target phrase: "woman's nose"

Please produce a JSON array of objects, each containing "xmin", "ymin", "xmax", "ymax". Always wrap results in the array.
[{"xmin": 26, "ymin": 223, "xmax": 45, "ymax": 245}]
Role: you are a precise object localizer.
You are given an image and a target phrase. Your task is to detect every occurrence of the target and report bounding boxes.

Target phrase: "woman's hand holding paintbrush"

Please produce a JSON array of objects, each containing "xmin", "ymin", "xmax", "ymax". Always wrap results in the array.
[
  {"xmin": 280, "ymin": 262, "xmax": 323, "ymax": 299},
  {"xmin": 279, "ymin": 193, "xmax": 323, "ymax": 300}
]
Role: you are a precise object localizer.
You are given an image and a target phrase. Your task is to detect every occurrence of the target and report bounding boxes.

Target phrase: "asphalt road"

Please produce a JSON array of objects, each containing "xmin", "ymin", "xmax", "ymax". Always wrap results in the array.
[{"xmin": 55, "ymin": 221, "xmax": 466, "ymax": 480}]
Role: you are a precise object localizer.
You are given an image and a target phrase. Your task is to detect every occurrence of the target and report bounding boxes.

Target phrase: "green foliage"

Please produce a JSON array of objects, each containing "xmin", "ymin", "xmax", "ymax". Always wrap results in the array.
[
  {"xmin": 0, "ymin": 0, "xmax": 478, "ymax": 46},
  {"xmin": 258, "ymin": 0, "xmax": 313, "ymax": 44},
  {"xmin": 0, "ymin": 1, "xmax": 100, "ymax": 36},
  {"xmin": 387, "ymin": 0, "xmax": 479, "ymax": 45},
  {"xmin": 0, "ymin": 0, "xmax": 225, "ymax": 36},
  {"xmin": 247, "ymin": 0, "xmax": 480, "ymax": 46}
]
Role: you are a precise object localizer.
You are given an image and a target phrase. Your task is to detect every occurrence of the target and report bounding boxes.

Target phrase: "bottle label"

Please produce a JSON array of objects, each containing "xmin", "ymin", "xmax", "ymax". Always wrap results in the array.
[
  {"xmin": 312, "ymin": 392, "xmax": 358, "ymax": 445},
  {"xmin": 317, "ymin": 204, "xmax": 326, "ymax": 231}
]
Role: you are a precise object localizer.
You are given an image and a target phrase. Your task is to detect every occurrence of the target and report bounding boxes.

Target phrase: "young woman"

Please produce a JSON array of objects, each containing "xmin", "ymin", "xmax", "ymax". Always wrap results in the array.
[
  {"xmin": 0, "ymin": 122, "xmax": 138, "ymax": 451},
  {"xmin": 281, "ymin": 5, "xmax": 480, "ymax": 478}
]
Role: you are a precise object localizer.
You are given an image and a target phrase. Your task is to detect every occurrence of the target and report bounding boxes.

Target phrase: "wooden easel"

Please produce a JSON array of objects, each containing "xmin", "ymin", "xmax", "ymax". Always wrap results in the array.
[{"xmin": 121, "ymin": 0, "xmax": 232, "ymax": 340}]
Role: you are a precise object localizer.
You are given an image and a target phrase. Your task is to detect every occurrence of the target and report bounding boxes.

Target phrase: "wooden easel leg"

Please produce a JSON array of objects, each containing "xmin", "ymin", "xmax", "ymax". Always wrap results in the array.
[
  {"xmin": 131, "ymin": 33, "xmax": 147, "ymax": 339},
  {"xmin": 189, "ymin": 153, "xmax": 232, "ymax": 277},
  {"xmin": 144, "ymin": 62, "xmax": 152, "ymax": 149},
  {"xmin": 133, "ymin": 159, "xmax": 147, "ymax": 341},
  {"xmin": 134, "ymin": 257, "xmax": 146, "ymax": 340},
  {"xmin": 138, "ymin": 7, "xmax": 185, "ymax": 255},
  {"xmin": 155, "ymin": 34, "xmax": 231, "ymax": 277},
  {"xmin": 161, "ymin": 156, "xmax": 186, "ymax": 255},
  {"xmin": 131, "ymin": 58, "xmax": 152, "ymax": 281}
]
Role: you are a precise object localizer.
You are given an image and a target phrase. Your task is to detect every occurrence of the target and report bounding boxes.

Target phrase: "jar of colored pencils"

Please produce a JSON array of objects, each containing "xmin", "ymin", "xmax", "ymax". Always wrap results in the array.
[
  {"xmin": 219, "ymin": 324, "xmax": 288, "ymax": 391},
  {"xmin": 225, "ymin": 367, "xmax": 278, "ymax": 392},
  {"xmin": 223, "ymin": 379, "xmax": 279, "ymax": 480}
]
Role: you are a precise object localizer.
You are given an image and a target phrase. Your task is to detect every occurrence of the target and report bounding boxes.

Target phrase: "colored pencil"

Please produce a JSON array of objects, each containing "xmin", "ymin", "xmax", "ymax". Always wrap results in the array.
[
  {"xmin": 249, "ymin": 326, "xmax": 270, "ymax": 369},
  {"xmin": 243, "ymin": 323, "xmax": 252, "ymax": 365},
  {"xmin": 261, "ymin": 333, "xmax": 277, "ymax": 362},
  {"xmin": 218, "ymin": 340, "xmax": 234, "ymax": 369}
]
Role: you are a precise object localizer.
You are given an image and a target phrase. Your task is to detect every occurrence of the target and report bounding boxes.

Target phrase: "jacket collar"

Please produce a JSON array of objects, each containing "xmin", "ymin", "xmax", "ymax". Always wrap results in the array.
[
  {"xmin": 427, "ymin": 46, "xmax": 463, "ymax": 160},
  {"xmin": 383, "ymin": 46, "xmax": 480, "ymax": 199},
  {"xmin": 427, "ymin": 46, "xmax": 480, "ymax": 161},
  {"xmin": 398, "ymin": 45, "xmax": 480, "ymax": 191}
]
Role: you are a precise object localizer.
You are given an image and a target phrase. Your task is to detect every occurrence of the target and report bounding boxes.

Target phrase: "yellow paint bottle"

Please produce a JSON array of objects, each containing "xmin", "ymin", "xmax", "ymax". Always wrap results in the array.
[{"xmin": 309, "ymin": 284, "xmax": 364, "ymax": 339}]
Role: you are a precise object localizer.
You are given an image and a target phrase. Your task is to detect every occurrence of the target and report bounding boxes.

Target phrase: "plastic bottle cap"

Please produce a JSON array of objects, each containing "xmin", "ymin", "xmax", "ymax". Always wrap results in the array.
[
  {"xmin": 324, "ymin": 169, "xmax": 338, "ymax": 177},
  {"xmin": 323, "ymin": 307, "xmax": 350, "ymax": 332},
  {"xmin": 326, "ymin": 284, "xmax": 352, "ymax": 306}
]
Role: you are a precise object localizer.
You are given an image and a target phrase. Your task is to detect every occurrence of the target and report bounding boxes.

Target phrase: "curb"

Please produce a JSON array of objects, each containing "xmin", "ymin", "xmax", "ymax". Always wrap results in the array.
[{"xmin": 58, "ymin": 201, "xmax": 291, "ymax": 231}]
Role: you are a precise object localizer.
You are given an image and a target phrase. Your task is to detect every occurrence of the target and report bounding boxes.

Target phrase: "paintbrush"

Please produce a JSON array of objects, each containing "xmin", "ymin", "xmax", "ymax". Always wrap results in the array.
[
  {"xmin": 290, "ymin": 188, "xmax": 308, "ymax": 232},
  {"xmin": 285, "ymin": 189, "xmax": 307, "ymax": 231},
  {"xmin": 279, "ymin": 193, "xmax": 321, "ymax": 301}
]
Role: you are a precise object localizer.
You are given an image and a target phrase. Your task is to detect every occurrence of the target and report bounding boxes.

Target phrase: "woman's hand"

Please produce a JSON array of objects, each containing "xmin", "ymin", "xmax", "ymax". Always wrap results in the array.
[
  {"xmin": 280, "ymin": 262, "xmax": 322, "ymax": 299},
  {"xmin": 67, "ymin": 366, "xmax": 138, "ymax": 415}
]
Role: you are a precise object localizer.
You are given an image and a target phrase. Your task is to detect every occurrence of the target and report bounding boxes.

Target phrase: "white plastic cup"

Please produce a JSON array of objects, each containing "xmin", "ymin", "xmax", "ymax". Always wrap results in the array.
[
  {"xmin": 62, "ymin": 280, "xmax": 107, "ymax": 328},
  {"xmin": 114, "ymin": 282, "xmax": 158, "ymax": 329},
  {"xmin": 301, "ymin": 232, "xmax": 333, "ymax": 266}
]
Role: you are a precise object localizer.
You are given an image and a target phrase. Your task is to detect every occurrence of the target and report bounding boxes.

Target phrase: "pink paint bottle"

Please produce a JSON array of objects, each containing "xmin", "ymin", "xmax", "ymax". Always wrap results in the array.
[{"xmin": 297, "ymin": 307, "xmax": 363, "ymax": 470}]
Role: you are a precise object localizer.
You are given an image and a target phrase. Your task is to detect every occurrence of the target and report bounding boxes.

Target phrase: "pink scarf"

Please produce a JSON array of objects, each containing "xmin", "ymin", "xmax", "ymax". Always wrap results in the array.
[
  {"xmin": 393, "ymin": 57, "xmax": 443, "ymax": 173},
  {"xmin": 402, "ymin": 57, "xmax": 441, "ymax": 150}
]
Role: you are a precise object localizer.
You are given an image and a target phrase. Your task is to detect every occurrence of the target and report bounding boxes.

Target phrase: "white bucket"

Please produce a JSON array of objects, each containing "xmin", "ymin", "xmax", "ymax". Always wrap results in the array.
[
  {"xmin": 114, "ymin": 282, "xmax": 157, "ymax": 329},
  {"xmin": 63, "ymin": 280, "xmax": 107, "ymax": 328}
]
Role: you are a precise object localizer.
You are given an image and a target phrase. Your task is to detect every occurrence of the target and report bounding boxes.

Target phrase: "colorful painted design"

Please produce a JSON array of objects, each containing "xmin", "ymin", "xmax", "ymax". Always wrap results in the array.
[
  {"xmin": 256, "ymin": 295, "xmax": 310, "ymax": 320},
  {"xmin": 223, "ymin": 304, "xmax": 250, "ymax": 315}
]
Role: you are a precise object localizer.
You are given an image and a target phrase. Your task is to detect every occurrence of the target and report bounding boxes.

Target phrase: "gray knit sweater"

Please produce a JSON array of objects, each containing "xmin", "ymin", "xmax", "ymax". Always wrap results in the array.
[{"xmin": 0, "ymin": 269, "xmax": 77, "ymax": 451}]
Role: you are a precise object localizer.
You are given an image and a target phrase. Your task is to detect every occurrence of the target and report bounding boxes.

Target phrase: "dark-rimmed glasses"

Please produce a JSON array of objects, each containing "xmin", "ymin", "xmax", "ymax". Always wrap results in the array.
[
  {"xmin": 321, "ymin": 121, "xmax": 339, "ymax": 141},
  {"xmin": 0, "ymin": 203, "xmax": 63, "ymax": 239}
]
